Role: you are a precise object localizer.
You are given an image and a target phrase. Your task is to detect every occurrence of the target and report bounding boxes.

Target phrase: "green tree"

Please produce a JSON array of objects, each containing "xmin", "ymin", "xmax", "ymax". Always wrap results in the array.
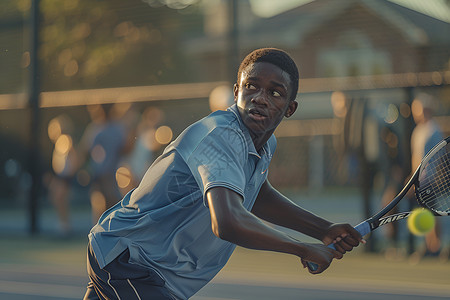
[
  {"xmin": 38, "ymin": 0, "xmax": 203, "ymax": 91},
  {"xmin": 0, "ymin": 0, "xmax": 204, "ymax": 93}
]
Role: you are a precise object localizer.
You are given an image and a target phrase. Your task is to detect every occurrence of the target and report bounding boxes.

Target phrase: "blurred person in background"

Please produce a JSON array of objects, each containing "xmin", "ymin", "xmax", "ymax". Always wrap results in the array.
[
  {"xmin": 45, "ymin": 114, "xmax": 78, "ymax": 236},
  {"xmin": 378, "ymin": 125, "xmax": 406, "ymax": 260},
  {"xmin": 409, "ymin": 93, "xmax": 447, "ymax": 262},
  {"xmin": 128, "ymin": 107, "xmax": 163, "ymax": 181},
  {"xmin": 77, "ymin": 104, "xmax": 128, "ymax": 224},
  {"xmin": 83, "ymin": 48, "xmax": 364, "ymax": 300},
  {"xmin": 116, "ymin": 106, "xmax": 164, "ymax": 195}
]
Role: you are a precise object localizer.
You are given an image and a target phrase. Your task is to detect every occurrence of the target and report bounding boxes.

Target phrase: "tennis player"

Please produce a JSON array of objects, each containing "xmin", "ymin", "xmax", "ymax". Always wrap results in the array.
[{"xmin": 84, "ymin": 48, "xmax": 364, "ymax": 300}]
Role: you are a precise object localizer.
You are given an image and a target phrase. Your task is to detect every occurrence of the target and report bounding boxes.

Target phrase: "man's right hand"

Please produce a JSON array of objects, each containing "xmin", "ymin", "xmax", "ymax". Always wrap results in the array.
[{"xmin": 299, "ymin": 243, "xmax": 343, "ymax": 274}]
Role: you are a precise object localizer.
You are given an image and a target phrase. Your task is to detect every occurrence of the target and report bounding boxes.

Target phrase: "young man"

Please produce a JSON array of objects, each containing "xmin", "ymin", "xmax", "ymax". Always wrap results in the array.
[{"xmin": 84, "ymin": 48, "xmax": 364, "ymax": 300}]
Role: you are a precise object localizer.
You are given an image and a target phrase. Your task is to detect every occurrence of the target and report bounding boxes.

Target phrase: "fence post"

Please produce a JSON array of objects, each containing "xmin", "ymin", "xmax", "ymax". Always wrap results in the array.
[{"xmin": 28, "ymin": 0, "xmax": 41, "ymax": 235}]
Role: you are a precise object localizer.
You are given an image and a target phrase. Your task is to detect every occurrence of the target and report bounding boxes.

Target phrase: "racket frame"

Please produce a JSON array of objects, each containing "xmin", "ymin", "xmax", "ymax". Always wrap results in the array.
[{"xmin": 366, "ymin": 166, "xmax": 420, "ymax": 231}]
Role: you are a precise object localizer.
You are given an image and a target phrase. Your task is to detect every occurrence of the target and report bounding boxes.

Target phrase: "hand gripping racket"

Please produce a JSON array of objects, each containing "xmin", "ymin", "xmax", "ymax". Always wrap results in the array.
[{"xmin": 307, "ymin": 136, "xmax": 450, "ymax": 272}]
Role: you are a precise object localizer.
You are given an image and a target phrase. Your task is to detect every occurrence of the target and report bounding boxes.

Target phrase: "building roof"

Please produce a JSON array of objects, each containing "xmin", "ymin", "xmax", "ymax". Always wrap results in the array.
[{"xmin": 243, "ymin": 0, "xmax": 450, "ymax": 47}]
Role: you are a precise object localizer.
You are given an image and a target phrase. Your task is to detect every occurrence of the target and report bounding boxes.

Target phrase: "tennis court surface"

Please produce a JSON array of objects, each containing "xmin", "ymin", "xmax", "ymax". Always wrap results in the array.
[{"xmin": 0, "ymin": 235, "xmax": 449, "ymax": 300}]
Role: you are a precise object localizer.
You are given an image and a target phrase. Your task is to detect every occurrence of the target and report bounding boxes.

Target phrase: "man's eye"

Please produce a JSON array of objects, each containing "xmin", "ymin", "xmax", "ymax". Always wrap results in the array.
[
  {"xmin": 272, "ymin": 90, "xmax": 282, "ymax": 97},
  {"xmin": 245, "ymin": 83, "xmax": 256, "ymax": 90}
]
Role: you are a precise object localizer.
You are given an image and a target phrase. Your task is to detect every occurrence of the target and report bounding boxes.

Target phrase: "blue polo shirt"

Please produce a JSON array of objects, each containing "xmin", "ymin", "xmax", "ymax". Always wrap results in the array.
[{"xmin": 88, "ymin": 104, "xmax": 276, "ymax": 299}]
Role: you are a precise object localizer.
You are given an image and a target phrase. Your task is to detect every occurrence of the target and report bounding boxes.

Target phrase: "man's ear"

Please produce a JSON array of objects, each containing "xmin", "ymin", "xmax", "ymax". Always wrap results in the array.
[
  {"xmin": 233, "ymin": 83, "xmax": 239, "ymax": 103},
  {"xmin": 285, "ymin": 100, "xmax": 298, "ymax": 118}
]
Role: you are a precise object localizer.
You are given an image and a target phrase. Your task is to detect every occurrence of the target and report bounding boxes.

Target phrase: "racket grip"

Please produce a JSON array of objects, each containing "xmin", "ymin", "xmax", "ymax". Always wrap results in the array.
[{"xmin": 306, "ymin": 221, "xmax": 371, "ymax": 272}]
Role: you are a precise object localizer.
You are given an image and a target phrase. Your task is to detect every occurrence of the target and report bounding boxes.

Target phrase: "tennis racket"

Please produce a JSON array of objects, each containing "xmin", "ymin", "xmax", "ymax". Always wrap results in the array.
[{"xmin": 307, "ymin": 136, "xmax": 450, "ymax": 272}]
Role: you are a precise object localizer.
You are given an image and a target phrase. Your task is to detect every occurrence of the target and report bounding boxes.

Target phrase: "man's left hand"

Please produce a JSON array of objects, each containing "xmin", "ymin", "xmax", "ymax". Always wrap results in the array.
[{"xmin": 322, "ymin": 223, "xmax": 366, "ymax": 255}]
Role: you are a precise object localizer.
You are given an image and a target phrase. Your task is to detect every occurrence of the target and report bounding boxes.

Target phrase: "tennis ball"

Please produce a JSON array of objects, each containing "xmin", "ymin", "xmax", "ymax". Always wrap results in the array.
[{"xmin": 407, "ymin": 208, "xmax": 435, "ymax": 236}]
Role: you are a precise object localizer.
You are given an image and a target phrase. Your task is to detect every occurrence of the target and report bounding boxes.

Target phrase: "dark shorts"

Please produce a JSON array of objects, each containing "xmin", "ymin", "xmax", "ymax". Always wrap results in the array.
[{"xmin": 84, "ymin": 243, "xmax": 175, "ymax": 300}]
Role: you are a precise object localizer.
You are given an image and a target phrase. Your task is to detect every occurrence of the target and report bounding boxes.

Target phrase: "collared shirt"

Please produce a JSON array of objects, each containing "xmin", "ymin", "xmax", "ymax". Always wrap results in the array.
[{"xmin": 88, "ymin": 104, "xmax": 276, "ymax": 299}]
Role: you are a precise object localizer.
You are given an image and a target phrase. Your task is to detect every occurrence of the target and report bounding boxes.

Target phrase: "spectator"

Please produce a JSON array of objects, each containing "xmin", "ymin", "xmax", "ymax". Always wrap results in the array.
[
  {"xmin": 409, "ymin": 93, "xmax": 445, "ymax": 262},
  {"xmin": 78, "ymin": 104, "xmax": 127, "ymax": 224}
]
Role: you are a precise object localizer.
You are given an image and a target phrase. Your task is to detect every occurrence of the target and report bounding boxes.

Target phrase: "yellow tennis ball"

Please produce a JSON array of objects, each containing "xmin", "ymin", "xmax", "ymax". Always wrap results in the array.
[{"xmin": 407, "ymin": 208, "xmax": 435, "ymax": 236}]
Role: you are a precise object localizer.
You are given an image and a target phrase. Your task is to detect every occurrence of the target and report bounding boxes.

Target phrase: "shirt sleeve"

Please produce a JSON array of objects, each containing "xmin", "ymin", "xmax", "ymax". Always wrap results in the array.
[{"xmin": 186, "ymin": 126, "xmax": 248, "ymax": 205}]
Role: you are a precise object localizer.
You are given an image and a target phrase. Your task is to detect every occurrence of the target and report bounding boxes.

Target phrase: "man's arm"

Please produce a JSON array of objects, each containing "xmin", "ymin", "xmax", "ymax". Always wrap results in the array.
[
  {"xmin": 251, "ymin": 180, "xmax": 363, "ymax": 253},
  {"xmin": 206, "ymin": 186, "xmax": 342, "ymax": 274}
]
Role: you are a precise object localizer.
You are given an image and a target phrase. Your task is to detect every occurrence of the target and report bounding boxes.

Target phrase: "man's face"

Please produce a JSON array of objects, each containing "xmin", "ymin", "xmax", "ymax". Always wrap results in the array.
[{"xmin": 234, "ymin": 62, "xmax": 297, "ymax": 141}]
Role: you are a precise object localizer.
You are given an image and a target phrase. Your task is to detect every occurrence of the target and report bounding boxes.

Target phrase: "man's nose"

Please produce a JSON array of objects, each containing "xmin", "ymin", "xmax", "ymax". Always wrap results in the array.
[{"xmin": 251, "ymin": 90, "xmax": 269, "ymax": 105}]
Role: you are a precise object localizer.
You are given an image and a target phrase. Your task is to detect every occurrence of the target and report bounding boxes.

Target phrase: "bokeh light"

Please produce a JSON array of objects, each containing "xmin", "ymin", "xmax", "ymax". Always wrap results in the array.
[
  {"xmin": 399, "ymin": 102, "xmax": 411, "ymax": 118},
  {"xmin": 116, "ymin": 166, "xmax": 132, "ymax": 189},
  {"xmin": 48, "ymin": 118, "xmax": 63, "ymax": 143},
  {"xmin": 21, "ymin": 51, "xmax": 30, "ymax": 68},
  {"xmin": 54, "ymin": 134, "xmax": 72, "ymax": 155},
  {"xmin": 76, "ymin": 169, "xmax": 91, "ymax": 187},
  {"xmin": 155, "ymin": 125, "xmax": 173, "ymax": 145},
  {"xmin": 411, "ymin": 99, "xmax": 424, "ymax": 120},
  {"xmin": 330, "ymin": 91, "xmax": 347, "ymax": 118},
  {"xmin": 384, "ymin": 104, "xmax": 399, "ymax": 124},
  {"xmin": 91, "ymin": 145, "xmax": 106, "ymax": 163},
  {"xmin": 90, "ymin": 190, "xmax": 106, "ymax": 211},
  {"xmin": 209, "ymin": 85, "xmax": 233, "ymax": 112},
  {"xmin": 64, "ymin": 59, "xmax": 79, "ymax": 77}
]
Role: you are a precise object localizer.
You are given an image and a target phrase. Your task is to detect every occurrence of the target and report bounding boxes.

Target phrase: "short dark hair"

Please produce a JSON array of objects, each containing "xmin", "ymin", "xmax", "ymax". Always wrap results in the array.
[{"xmin": 237, "ymin": 48, "xmax": 299, "ymax": 101}]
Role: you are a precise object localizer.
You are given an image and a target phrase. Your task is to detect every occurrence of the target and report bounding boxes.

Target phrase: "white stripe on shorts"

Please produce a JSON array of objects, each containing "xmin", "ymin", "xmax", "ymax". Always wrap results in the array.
[
  {"xmin": 107, "ymin": 272, "xmax": 121, "ymax": 300},
  {"xmin": 127, "ymin": 279, "xmax": 142, "ymax": 300}
]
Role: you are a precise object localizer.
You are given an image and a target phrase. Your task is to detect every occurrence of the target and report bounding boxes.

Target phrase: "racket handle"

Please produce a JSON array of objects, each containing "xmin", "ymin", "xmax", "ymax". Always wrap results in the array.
[{"xmin": 306, "ymin": 221, "xmax": 371, "ymax": 272}]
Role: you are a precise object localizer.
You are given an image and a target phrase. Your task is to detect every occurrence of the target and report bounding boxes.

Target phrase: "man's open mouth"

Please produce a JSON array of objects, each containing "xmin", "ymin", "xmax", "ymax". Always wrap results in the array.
[{"xmin": 249, "ymin": 108, "xmax": 267, "ymax": 119}]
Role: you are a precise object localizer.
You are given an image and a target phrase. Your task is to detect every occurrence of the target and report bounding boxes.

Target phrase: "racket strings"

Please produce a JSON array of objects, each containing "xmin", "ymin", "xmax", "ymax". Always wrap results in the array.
[{"xmin": 417, "ymin": 146, "xmax": 450, "ymax": 214}]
